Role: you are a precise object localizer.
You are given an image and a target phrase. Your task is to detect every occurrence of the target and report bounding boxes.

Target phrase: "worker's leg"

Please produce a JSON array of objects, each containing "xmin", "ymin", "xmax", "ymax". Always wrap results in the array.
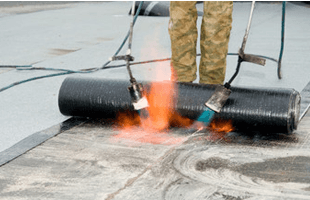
[
  {"xmin": 169, "ymin": 1, "xmax": 198, "ymax": 82},
  {"xmin": 199, "ymin": 1, "xmax": 233, "ymax": 84}
]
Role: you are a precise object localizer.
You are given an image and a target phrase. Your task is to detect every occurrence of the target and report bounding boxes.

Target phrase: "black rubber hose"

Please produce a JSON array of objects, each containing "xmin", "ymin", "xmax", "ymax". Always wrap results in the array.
[{"xmin": 58, "ymin": 76, "xmax": 300, "ymax": 134}]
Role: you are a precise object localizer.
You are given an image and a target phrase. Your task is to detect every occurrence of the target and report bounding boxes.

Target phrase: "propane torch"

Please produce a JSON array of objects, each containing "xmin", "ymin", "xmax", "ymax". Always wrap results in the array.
[
  {"xmin": 110, "ymin": 1, "xmax": 149, "ymax": 118},
  {"xmin": 197, "ymin": 1, "xmax": 266, "ymax": 126}
]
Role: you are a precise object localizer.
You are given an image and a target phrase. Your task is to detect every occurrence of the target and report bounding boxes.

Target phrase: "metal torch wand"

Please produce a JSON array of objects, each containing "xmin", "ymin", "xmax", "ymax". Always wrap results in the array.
[
  {"xmin": 110, "ymin": 1, "xmax": 149, "ymax": 117},
  {"xmin": 197, "ymin": 1, "xmax": 266, "ymax": 126}
]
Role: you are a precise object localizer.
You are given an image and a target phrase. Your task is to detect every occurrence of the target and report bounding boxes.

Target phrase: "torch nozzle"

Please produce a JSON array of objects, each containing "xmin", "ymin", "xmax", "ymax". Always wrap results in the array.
[
  {"xmin": 205, "ymin": 84, "xmax": 231, "ymax": 113},
  {"xmin": 128, "ymin": 82, "xmax": 150, "ymax": 118},
  {"xmin": 195, "ymin": 83, "xmax": 231, "ymax": 128}
]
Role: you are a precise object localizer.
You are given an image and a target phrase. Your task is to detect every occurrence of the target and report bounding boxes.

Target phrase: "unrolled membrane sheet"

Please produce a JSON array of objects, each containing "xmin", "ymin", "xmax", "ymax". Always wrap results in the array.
[{"xmin": 58, "ymin": 76, "xmax": 301, "ymax": 134}]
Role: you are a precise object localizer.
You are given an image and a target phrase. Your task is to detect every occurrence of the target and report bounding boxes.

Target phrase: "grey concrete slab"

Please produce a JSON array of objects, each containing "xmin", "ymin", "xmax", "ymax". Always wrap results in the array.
[
  {"xmin": 0, "ymin": 1, "xmax": 80, "ymax": 17},
  {"xmin": 0, "ymin": 1, "xmax": 134, "ymax": 153},
  {"xmin": 0, "ymin": 1, "xmax": 309, "ymax": 167}
]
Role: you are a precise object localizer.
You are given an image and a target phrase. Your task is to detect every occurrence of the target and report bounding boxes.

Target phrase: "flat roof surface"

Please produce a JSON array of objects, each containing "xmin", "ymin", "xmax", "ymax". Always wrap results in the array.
[{"xmin": 1, "ymin": 1, "xmax": 310, "ymax": 199}]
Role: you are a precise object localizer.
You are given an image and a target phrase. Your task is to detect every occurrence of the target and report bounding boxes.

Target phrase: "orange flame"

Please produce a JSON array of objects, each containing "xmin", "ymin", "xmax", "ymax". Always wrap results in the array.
[
  {"xmin": 115, "ymin": 111, "xmax": 141, "ymax": 129},
  {"xmin": 208, "ymin": 119, "xmax": 234, "ymax": 141},
  {"xmin": 111, "ymin": 34, "xmax": 197, "ymax": 145},
  {"xmin": 142, "ymin": 81, "xmax": 174, "ymax": 131},
  {"xmin": 112, "ymin": 53, "xmax": 233, "ymax": 144},
  {"xmin": 142, "ymin": 81, "xmax": 193, "ymax": 131},
  {"xmin": 112, "ymin": 79, "xmax": 235, "ymax": 144},
  {"xmin": 209, "ymin": 119, "xmax": 234, "ymax": 133},
  {"xmin": 112, "ymin": 79, "xmax": 193, "ymax": 145}
]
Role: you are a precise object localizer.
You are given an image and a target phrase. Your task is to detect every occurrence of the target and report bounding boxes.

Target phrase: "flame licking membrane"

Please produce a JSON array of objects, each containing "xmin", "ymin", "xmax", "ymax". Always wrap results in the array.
[
  {"xmin": 142, "ymin": 80, "xmax": 193, "ymax": 131},
  {"xmin": 207, "ymin": 119, "xmax": 234, "ymax": 141},
  {"xmin": 113, "ymin": 81, "xmax": 235, "ymax": 144},
  {"xmin": 113, "ymin": 80, "xmax": 193, "ymax": 145},
  {"xmin": 113, "ymin": 65, "xmax": 233, "ymax": 144}
]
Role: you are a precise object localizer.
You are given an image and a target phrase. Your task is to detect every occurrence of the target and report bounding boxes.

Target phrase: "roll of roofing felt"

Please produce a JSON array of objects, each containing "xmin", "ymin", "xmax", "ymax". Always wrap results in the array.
[
  {"xmin": 58, "ymin": 76, "xmax": 300, "ymax": 134},
  {"xmin": 129, "ymin": 1, "xmax": 203, "ymax": 17}
]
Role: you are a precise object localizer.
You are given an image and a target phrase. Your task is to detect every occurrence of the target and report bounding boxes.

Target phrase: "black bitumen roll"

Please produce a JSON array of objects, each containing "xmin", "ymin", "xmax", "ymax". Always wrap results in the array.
[
  {"xmin": 58, "ymin": 76, "xmax": 301, "ymax": 134},
  {"xmin": 129, "ymin": 1, "xmax": 203, "ymax": 17}
]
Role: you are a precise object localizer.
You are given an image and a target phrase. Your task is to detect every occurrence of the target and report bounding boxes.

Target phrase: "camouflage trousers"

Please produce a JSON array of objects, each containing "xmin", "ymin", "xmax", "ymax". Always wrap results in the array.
[{"xmin": 169, "ymin": 1, "xmax": 233, "ymax": 84}]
